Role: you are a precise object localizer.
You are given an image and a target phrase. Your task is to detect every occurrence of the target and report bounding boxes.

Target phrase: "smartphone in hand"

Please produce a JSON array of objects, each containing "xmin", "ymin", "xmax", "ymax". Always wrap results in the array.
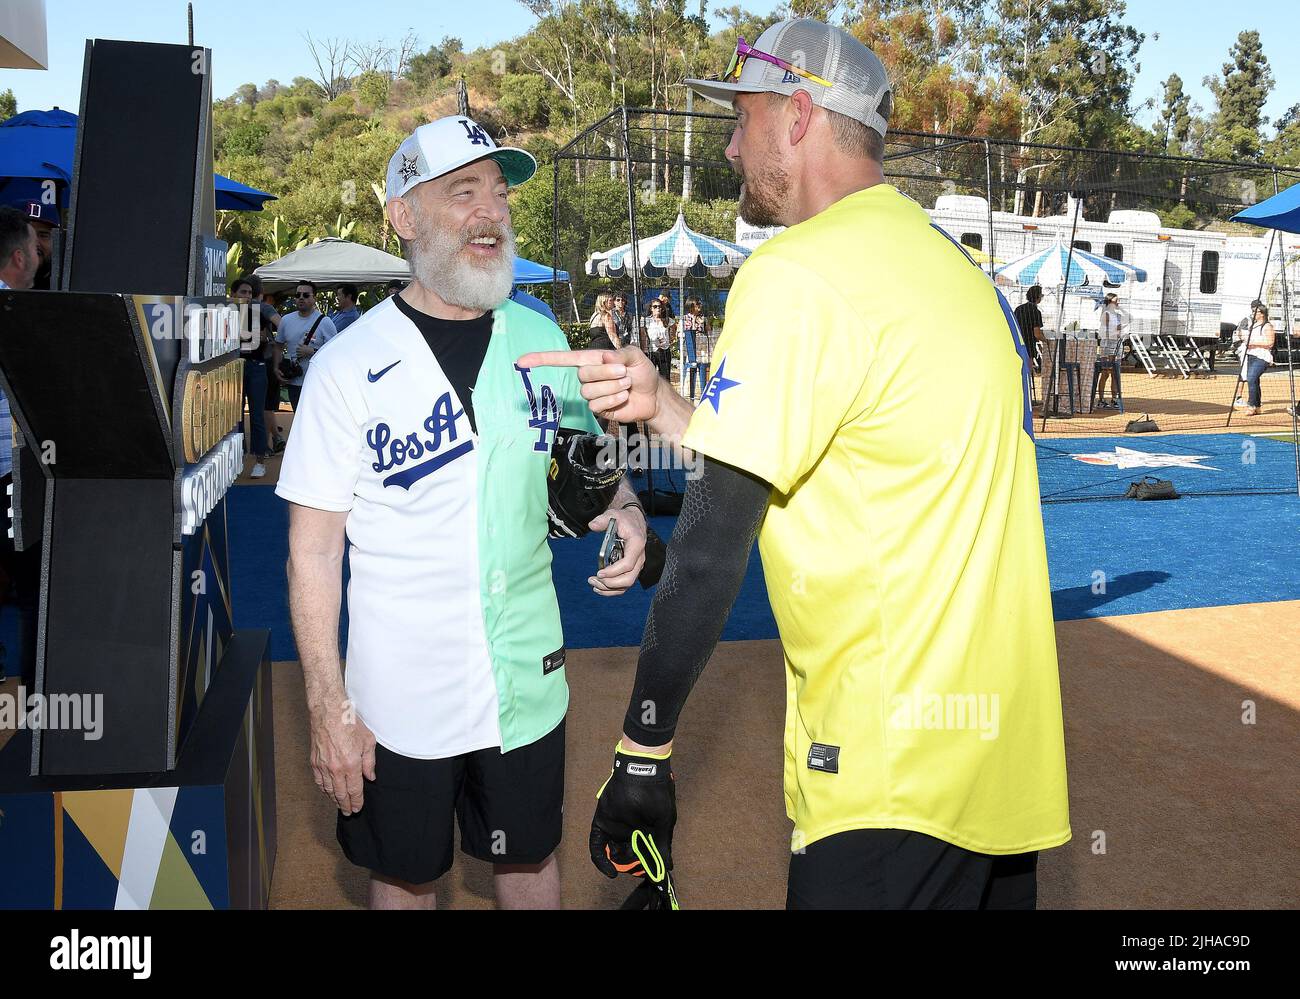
[{"xmin": 598, "ymin": 518, "xmax": 625, "ymax": 570}]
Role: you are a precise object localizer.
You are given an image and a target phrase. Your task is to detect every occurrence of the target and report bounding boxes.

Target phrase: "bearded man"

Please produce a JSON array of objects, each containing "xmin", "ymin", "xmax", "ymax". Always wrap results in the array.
[{"xmin": 276, "ymin": 116, "xmax": 647, "ymax": 910}]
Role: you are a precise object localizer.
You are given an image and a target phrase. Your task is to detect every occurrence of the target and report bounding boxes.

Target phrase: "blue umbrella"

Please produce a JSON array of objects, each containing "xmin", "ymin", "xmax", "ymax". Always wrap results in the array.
[
  {"xmin": 996, "ymin": 238, "xmax": 1148, "ymax": 287},
  {"xmin": 0, "ymin": 108, "xmax": 277, "ymax": 211},
  {"xmin": 1231, "ymin": 182, "xmax": 1300, "ymax": 234}
]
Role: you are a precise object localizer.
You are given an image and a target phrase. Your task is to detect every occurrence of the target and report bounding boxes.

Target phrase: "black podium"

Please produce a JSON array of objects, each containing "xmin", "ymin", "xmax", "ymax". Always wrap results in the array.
[{"xmin": 0, "ymin": 39, "xmax": 275, "ymax": 908}]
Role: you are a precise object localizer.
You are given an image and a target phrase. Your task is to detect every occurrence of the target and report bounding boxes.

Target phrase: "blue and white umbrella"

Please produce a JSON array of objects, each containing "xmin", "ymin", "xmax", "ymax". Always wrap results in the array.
[
  {"xmin": 586, "ymin": 211, "xmax": 750, "ymax": 279},
  {"xmin": 996, "ymin": 238, "xmax": 1148, "ymax": 287}
]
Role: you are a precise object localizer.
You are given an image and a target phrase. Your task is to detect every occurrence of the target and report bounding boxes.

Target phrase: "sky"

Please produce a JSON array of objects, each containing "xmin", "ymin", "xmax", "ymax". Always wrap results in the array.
[{"xmin": 2, "ymin": 0, "xmax": 1295, "ymax": 134}]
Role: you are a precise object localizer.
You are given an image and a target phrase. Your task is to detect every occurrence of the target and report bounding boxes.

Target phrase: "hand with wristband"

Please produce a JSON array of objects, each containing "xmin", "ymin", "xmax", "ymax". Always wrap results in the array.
[{"xmin": 590, "ymin": 740, "xmax": 678, "ymax": 900}]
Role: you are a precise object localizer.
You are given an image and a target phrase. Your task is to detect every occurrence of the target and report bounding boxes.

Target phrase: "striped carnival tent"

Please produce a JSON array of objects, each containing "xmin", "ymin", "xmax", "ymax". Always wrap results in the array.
[
  {"xmin": 585, "ymin": 211, "xmax": 750, "ymax": 279},
  {"xmin": 996, "ymin": 238, "xmax": 1149, "ymax": 287},
  {"xmin": 587, "ymin": 212, "xmax": 749, "ymax": 397}
]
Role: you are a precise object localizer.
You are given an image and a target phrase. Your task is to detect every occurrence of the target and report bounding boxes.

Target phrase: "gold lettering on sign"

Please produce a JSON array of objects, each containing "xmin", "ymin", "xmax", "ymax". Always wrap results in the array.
[{"xmin": 181, "ymin": 359, "xmax": 244, "ymax": 462}]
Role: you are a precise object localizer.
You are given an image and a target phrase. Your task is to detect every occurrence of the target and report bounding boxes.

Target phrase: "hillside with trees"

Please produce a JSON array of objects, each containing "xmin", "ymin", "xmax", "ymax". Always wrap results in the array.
[{"xmin": 187, "ymin": 1, "xmax": 1296, "ymax": 278}]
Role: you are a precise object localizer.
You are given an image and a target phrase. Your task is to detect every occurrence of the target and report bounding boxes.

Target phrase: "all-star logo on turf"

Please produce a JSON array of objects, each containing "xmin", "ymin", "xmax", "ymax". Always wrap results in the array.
[{"xmin": 1069, "ymin": 446, "xmax": 1219, "ymax": 471}]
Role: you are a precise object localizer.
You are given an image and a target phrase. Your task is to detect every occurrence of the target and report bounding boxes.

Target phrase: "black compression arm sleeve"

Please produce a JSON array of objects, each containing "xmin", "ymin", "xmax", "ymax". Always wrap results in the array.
[{"xmin": 622, "ymin": 455, "xmax": 771, "ymax": 746}]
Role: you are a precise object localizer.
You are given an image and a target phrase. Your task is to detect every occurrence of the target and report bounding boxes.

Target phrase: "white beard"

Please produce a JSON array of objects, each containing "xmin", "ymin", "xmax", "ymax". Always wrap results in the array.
[{"xmin": 409, "ymin": 216, "xmax": 516, "ymax": 312}]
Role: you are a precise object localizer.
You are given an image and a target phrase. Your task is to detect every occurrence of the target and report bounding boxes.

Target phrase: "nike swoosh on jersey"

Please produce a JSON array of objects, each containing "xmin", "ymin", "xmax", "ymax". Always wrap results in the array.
[{"xmin": 368, "ymin": 360, "xmax": 402, "ymax": 382}]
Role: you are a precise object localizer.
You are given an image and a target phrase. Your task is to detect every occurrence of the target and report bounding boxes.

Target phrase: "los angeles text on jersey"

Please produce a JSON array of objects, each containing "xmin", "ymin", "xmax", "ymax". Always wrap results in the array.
[
  {"xmin": 49, "ymin": 931, "xmax": 151, "ymax": 979},
  {"xmin": 367, "ymin": 390, "xmax": 473, "ymax": 490}
]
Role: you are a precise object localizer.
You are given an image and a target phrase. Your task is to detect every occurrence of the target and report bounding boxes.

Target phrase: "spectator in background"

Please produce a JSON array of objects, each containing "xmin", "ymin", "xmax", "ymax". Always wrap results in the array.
[
  {"xmin": 1014, "ymin": 285, "xmax": 1045, "ymax": 372},
  {"xmin": 643, "ymin": 297, "xmax": 674, "ymax": 380},
  {"xmin": 244, "ymin": 275, "xmax": 288, "ymax": 453},
  {"xmin": 1238, "ymin": 299, "xmax": 1263, "ymax": 336},
  {"xmin": 0, "ymin": 206, "xmax": 38, "ymax": 294},
  {"xmin": 656, "ymin": 290, "xmax": 675, "ymax": 322},
  {"xmin": 1095, "ymin": 292, "xmax": 1125, "ymax": 408},
  {"xmin": 0, "ymin": 206, "xmax": 40, "ymax": 687},
  {"xmin": 330, "ymin": 283, "xmax": 362, "ymax": 333},
  {"xmin": 1235, "ymin": 303, "xmax": 1274, "ymax": 417},
  {"xmin": 613, "ymin": 293, "xmax": 633, "ymax": 346},
  {"xmin": 681, "ymin": 296, "xmax": 711, "ymax": 397},
  {"xmin": 14, "ymin": 201, "xmax": 59, "ymax": 290},
  {"xmin": 588, "ymin": 292, "xmax": 621, "ymax": 351},
  {"xmin": 232, "ymin": 278, "xmax": 271, "ymax": 478},
  {"xmin": 274, "ymin": 280, "xmax": 338, "ymax": 411},
  {"xmin": 384, "ymin": 279, "xmax": 405, "ymax": 299},
  {"xmin": 509, "ymin": 285, "xmax": 558, "ymax": 323}
]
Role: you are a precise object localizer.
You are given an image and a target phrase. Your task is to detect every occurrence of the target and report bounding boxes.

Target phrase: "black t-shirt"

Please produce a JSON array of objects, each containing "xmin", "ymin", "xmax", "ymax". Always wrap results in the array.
[
  {"xmin": 1014, "ymin": 301, "xmax": 1043, "ymax": 342},
  {"xmin": 393, "ymin": 294, "xmax": 493, "ymax": 433},
  {"xmin": 240, "ymin": 302, "xmax": 281, "ymax": 360}
]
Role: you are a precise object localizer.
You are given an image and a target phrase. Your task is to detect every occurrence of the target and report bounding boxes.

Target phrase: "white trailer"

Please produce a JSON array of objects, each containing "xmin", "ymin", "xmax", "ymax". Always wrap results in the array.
[{"xmin": 737, "ymin": 195, "xmax": 1300, "ymax": 366}]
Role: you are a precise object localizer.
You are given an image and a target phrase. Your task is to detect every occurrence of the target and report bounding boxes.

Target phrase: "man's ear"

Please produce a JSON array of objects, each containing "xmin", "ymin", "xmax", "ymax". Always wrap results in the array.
[
  {"xmin": 388, "ymin": 195, "xmax": 418, "ymax": 242},
  {"xmin": 788, "ymin": 90, "xmax": 815, "ymax": 147}
]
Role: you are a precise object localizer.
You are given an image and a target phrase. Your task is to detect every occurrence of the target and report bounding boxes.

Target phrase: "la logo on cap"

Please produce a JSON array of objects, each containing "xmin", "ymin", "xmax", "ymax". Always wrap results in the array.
[{"xmin": 458, "ymin": 119, "xmax": 491, "ymax": 148}]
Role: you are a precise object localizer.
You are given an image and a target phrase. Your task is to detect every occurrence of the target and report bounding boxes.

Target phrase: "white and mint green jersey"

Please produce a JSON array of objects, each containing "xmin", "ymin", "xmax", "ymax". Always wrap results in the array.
[{"xmin": 276, "ymin": 296, "xmax": 600, "ymax": 758}]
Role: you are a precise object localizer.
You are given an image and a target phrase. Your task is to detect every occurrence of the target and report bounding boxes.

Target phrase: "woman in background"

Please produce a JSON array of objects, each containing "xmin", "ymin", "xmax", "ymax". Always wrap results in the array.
[
  {"xmin": 681, "ymin": 296, "xmax": 712, "ymax": 398},
  {"xmin": 644, "ymin": 297, "xmax": 675, "ymax": 381},
  {"xmin": 231, "ymin": 278, "xmax": 271, "ymax": 477},
  {"xmin": 589, "ymin": 292, "xmax": 622, "ymax": 351},
  {"xmin": 1236, "ymin": 303, "xmax": 1275, "ymax": 417},
  {"xmin": 1095, "ymin": 292, "xmax": 1125, "ymax": 408}
]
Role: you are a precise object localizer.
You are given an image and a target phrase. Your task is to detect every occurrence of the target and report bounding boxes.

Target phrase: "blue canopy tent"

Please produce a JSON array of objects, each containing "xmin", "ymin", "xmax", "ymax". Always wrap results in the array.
[
  {"xmin": 1232, "ymin": 181, "xmax": 1300, "ymax": 234},
  {"xmin": 512, "ymin": 255, "xmax": 569, "ymax": 284},
  {"xmin": 0, "ymin": 108, "xmax": 277, "ymax": 211}
]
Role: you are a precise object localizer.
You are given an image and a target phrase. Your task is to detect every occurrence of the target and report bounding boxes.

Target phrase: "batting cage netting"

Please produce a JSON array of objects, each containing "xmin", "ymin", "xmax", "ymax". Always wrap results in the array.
[{"xmin": 544, "ymin": 107, "xmax": 1300, "ymax": 501}]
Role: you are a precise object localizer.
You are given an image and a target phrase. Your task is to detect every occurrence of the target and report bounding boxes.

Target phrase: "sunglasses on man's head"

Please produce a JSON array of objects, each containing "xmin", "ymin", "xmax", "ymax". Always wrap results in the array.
[
  {"xmin": 722, "ymin": 36, "xmax": 833, "ymax": 89},
  {"xmin": 295, "ymin": 291, "xmax": 313, "ymax": 298}
]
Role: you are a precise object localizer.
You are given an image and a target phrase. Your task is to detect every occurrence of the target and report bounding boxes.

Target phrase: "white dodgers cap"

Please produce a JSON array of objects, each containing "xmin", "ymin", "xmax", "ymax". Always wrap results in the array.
[{"xmin": 386, "ymin": 115, "xmax": 537, "ymax": 200}]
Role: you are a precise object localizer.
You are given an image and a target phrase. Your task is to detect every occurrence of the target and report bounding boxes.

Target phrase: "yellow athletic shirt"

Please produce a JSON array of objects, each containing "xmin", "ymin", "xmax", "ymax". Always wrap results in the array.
[{"xmin": 682, "ymin": 184, "xmax": 1070, "ymax": 855}]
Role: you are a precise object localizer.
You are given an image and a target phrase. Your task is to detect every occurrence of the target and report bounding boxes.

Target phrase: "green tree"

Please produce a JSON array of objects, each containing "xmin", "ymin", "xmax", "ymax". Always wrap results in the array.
[
  {"xmin": 0, "ymin": 89, "xmax": 17, "ymax": 121},
  {"xmin": 1266, "ymin": 103, "xmax": 1300, "ymax": 167},
  {"xmin": 987, "ymin": 0, "xmax": 1144, "ymax": 214},
  {"xmin": 405, "ymin": 37, "xmax": 462, "ymax": 92},
  {"xmin": 219, "ymin": 120, "xmax": 271, "ymax": 158},
  {"xmin": 1205, "ymin": 30, "xmax": 1274, "ymax": 160},
  {"xmin": 356, "ymin": 70, "xmax": 391, "ymax": 110},
  {"xmin": 498, "ymin": 73, "xmax": 552, "ymax": 128},
  {"xmin": 1157, "ymin": 73, "xmax": 1191, "ymax": 153}
]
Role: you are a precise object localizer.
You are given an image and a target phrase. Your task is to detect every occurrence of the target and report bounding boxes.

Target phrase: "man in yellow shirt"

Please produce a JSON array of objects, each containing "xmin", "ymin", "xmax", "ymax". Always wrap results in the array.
[{"xmin": 522, "ymin": 18, "xmax": 1069, "ymax": 909}]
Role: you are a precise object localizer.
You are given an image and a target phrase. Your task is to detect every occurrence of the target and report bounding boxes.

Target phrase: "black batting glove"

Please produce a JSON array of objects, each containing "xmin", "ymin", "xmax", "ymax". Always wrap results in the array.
[{"xmin": 590, "ymin": 742, "xmax": 676, "ymax": 879}]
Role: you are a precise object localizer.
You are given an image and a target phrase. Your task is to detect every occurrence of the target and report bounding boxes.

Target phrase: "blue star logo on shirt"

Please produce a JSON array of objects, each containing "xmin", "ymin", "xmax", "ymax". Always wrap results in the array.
[{"xmin": 700, "ymin": 357, "xmax": 740, "ymax": 414}]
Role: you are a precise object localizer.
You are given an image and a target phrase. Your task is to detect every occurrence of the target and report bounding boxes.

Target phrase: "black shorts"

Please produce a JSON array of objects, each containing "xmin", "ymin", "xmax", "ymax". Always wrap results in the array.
[
  {"xmin": 337, "ymin": 718, "xmax": 566, "ymax": 885},
  {"xmin": 786, "ymin": 828, "xmax": 1038, "ymax": 910}
]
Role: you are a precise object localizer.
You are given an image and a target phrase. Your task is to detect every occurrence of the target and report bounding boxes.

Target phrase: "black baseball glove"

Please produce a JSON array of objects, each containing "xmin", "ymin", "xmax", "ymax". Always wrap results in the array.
[{"xmin": 547, "ymin": 428, "xmax": 624, "ymax": 539}]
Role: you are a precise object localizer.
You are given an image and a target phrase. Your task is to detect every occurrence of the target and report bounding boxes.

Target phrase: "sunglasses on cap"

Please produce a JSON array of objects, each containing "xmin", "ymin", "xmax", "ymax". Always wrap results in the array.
[{"xmin": 722, "ymin": 36, "xmax": 833, "ymax": 89}]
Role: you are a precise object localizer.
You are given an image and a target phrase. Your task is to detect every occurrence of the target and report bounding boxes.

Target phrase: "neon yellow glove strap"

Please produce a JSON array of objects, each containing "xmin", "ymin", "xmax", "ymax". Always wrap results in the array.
[{"xmin": 615, "ymin": 739, "xmax": 672, "ymax": 761}]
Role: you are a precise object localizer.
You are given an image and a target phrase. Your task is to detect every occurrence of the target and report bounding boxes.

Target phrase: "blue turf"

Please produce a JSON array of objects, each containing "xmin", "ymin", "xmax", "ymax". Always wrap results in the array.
[
  {"xmin": 215, "ymin": 472, "xmax": 1300, "ymax": 659},
  {"xmin": 1035, "ymin": 433, "xmax": 1299, "ymax": 502}
]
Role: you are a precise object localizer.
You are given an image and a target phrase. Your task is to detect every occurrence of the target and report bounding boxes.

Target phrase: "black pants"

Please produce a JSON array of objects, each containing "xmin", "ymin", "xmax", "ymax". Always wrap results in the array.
[
  {"xmin": 242, "ymin": 358, "xmax": 269, "ymax": 458},
  {"xmin": 649, "ymin": 347, "xmax": 671, "ymax": 381},
  {"xmin": 787, "ymin": 828, "xmax": 1038, "ymax": 910}
]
